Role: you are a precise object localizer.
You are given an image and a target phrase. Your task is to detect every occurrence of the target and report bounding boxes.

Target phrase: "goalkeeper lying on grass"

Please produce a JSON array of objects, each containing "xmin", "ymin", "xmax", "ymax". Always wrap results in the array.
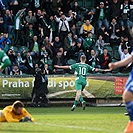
[{"xmin": 0, "ymin": 101, "xmax": 34, "ymax": 122}]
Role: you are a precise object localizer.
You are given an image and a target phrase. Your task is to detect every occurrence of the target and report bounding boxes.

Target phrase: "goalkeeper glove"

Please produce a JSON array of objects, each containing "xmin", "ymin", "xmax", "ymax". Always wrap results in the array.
[{"xmin": 19, "ymin": 116, "xmax": 32, "ymax": 122}]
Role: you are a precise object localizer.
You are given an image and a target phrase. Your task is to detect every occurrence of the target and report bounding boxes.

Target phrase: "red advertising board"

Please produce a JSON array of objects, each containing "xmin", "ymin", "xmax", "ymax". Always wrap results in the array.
[{"xmin": 115, "ymin": 77, "xmax": 128, "ymax": 94}]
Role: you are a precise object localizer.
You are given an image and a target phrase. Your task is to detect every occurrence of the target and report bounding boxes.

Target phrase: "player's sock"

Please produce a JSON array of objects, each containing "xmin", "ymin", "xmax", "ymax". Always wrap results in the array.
[
  {"xmin": 79, "ymin": 96, "xmax": 85, "ymax": 103},
  {"xmin": 74, "ymin": 100, "xmax": 79, "ymax": 106},
  {"xmin": 126, "ymin": 101, "xmax": 133, "ymax": 121}
]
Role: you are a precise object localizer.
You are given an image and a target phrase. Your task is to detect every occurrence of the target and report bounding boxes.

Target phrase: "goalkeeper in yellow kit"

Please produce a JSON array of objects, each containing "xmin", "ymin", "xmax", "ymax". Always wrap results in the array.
[
  {"xmin": 0, "ymin": 101, "xmax": 34, "ymax": 122},
  {"xmin": 55, "ymin": 55, "xmax": 105, "ymax": 111}
]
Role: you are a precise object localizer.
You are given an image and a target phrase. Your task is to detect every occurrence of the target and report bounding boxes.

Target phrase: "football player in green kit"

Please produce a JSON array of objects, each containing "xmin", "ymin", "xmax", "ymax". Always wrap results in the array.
[
  {"xmin": 55, "ymin": 55, "xmax": 105, "ymax": 111},
  {"xmin": 0, "ymin": 49, "xmax": 11, "ymax": 71}
]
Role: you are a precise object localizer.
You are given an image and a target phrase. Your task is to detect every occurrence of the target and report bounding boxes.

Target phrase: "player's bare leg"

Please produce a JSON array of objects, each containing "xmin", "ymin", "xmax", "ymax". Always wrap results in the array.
[
  {"xmin": 71, "ymin": 90, "xmax": 81, "ymax": 111},
  {"xmin": 123, "ymin": 90, "xmax": 133, "ymax": 133},
  {"xmin": 79, "ymin": 95, "xmax": 86, "ymax": 110}
]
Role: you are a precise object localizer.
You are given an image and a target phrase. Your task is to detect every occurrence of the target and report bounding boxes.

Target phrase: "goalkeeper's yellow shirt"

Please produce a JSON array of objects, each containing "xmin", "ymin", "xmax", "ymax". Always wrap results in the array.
[{"xmin": 0, "ymin": 105, "xmax": 34, "ymax": 122}]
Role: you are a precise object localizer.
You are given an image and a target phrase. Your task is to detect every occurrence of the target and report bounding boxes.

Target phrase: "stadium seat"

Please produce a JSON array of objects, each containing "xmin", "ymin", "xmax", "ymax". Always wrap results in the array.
[
  {"xmin": 19, "ymin": 46, "xmax": 29, "ymax": 53},
  {"xmin": 77, "ymin": 0, "xmax": 84, "ymax": 7},
  {"xmin": 85, "ymin": 0, "xmax": 94, "ymax": 8},
  {"xmin": 104, "ymin": 72, "xmax": 112, "ymax": 76},
  {"xmin": 9, "ymin": 46, "xmax": 18, "ymax": 54},
  {"xmin": 113, "ymin": 50, "xmax": 120, "ymax": 60},
  {"xmin": 67, "ymin": 59, "xmax": 76, "ymax": 74},
  {"xmin": 67, "ymin": 59, "xmax": 76, "ymax": 65},
  {"xmin": 4, "ymin": 44, "xmax": 9, "ymax": 53},
  {"xmin": 112, "ymin": 59, "xmax": 119, "ymax": 73},
  {"xmin": 112, "ymin": 72, "xmax": 123, "ymax": 76},
  {"xmin": 112, "ymin": 45, "xmax": 118, "ymax": 51},
  {"xmin": 104, "ymin": 46, "xmax": 113, "ymax": 57},
  {"xmin": 47, "ymin": 59, "xmax": 53, "ymax": 65},
  {"xmin": 47, "ymin": 59, "xmax": 53, "ymax": 71}
]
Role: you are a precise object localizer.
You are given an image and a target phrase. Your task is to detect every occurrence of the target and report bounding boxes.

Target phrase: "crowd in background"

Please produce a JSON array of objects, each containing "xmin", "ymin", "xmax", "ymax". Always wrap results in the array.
[{"xmin": 0, "ymin": 0, "xmax": 133, "ymax": 75}]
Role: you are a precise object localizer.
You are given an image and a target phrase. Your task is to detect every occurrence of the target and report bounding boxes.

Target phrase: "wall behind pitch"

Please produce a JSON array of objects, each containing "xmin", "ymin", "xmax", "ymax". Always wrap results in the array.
[{"xmin": 0, "ymin": 76, "xmax": 125, "ymax": 99}]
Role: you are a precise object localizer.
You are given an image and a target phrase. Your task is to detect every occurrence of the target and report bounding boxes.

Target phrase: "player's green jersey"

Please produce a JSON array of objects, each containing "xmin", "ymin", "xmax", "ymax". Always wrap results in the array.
[
  {"xmin": 70, "ymin": 63, "xmax": 95, "ymax": 81},
  {"xmin": 0, "ymin": 50, "xmax": 11, "ymax": 69}
]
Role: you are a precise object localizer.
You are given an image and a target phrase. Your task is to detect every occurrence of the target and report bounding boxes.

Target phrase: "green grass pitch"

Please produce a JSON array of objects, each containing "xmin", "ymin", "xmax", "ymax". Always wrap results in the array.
[{"xmin": 0, "ymin": 107, "xmax": 128, "ymax": 133}]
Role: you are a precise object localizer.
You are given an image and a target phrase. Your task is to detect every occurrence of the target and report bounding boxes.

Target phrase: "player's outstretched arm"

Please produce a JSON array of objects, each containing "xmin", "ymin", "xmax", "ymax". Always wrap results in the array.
[
  {"xmin": 94, "ymin": 68, "xmax": 111, "ymax": 72},
  {"xmin": 54, "ymin": 65, "xmax": 70, "ymax": 69},
  {"xmin": 109, "ymin": 54, "xmax": 133, "ymax": 70}
]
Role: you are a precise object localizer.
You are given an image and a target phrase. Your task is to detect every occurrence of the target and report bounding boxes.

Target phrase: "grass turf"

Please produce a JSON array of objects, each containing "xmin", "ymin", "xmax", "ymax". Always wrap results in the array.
[{"xmin": 0, "ymin": 107, "xmax": 129, "ymax": 133}]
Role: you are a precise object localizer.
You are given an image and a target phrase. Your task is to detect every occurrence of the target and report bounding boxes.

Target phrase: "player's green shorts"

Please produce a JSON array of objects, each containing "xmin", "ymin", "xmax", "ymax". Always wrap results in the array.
[{"xmin": 75, "ymin": 79, "xmax": 87, "ymax": 91}]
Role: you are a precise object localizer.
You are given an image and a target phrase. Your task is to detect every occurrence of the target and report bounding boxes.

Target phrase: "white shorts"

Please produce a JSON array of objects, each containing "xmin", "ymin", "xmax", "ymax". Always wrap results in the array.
[{"xmin": 0, "ymin": 110, "xmax": 2, "ymax": 117}]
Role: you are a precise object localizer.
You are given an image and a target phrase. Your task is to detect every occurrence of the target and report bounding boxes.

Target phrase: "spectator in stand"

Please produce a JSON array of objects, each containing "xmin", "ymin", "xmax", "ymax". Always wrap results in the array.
[
  {"xmin": 0, "ymin": 11, "xmax": 4, "ymax": 33},
  {"xmin": 57, "ymin": 9, "xmax": 64, "ymax": 17},
  {"xmin": 41, "ymin": 36, "xmax": 50, "ymax": 47},
  {"xmin": 16, "ymin": 52, "xmax": 27, "ymax": 73},
  {"xmin": 84, "ymin": 32, "xmax": 95, "ymax": 54},
  {"xmin": 4, "ymin": 10, "xmax": 14, "ymax": 37},
  {"xmin": 31, "ymin": 36, "xmax": 40, "ymax": 56},
  {"xmin": 72, "ymin": 1, "xmax": 86, "ymax": 22},
  {"xmin": 32, "ymin": 0, "xmax": 43, "ymax": 12},
  {"xmin": 53, "ymin": 50, "xmax": 65, "ymax": 74},
  {"xmin": 39, "ymin": 10, "xmax": 50, "ymax": 37},
  {"xmin": 10, "ymin": 64, "xmax": 22, "ymax": 75},
  {"xmin": 54, "ymin": 14, "xmax": 73, "ymax": 42},
  {"xmin": 0, "ymin": 0, "xmax": 11, "ymax": 11},
  {"xmin": 42, "ymin": 0, "xmax": 52, "ymax": 16},
  {"xmin": 25, "ymin": 10, "xmax": 36, "ymax": 25},
  {"xmin": 129, "ymin": 26, "xmax": 133, "ymax": 38},
  {"xmin": 99, "ymin": 48, "xmax": 112, "ymax": 69},
  {"xmin": 23, "ymin": 51, "xmax": 35, "ymax": 74},
  {"xmin": 40, "ymin": 45, "xmax": 51, "ymax": 66},
  {"xmin": 7, "ymin": 48, "xmax": 17, "ymax": 67},
  {"xmin": 80, "ymin": 20, "xmax": 94, "ymax": 38},
  {"xmin": 73, "ymin": 39, "xmax": 85, "ymax": 62},
  {"xmin": 121, "ymin": 25, "xmax": 130, "ymax": 37},
  {"xmin": 120, "ymin": 0, "xmax": 131, "ymax": 30},
  {"xmin": 119, "ymin": 43, "xmax": 131, "ymax": 61},
  {"xmin": 51, "ymin": 0, "xmax": 63, "ymax": 15},
  {"xmin": 96, "ymin": 2, "xmax": 109, "ymax": 30},
  {"xmin": 95, "ymin": 35, "xmax": 105, "ymax": 55},
  {"xmin": 48, "ymin": 15, "xmax": 57, "ymax": 41},
  {"xmin": 44, "ymin": 63, "xmax": 51, "ymax": 75},
  {"xmin": 35, "ymin": 9, "xmax": 42, "ymax": 24},
  {"xmin": 14, "ymin": 8, "xmax": 26, "ymax": 46},
  {"xmin": 70, "ymin": 24, "xmax": 79, "ymax": 37},
  {"xmin": 41, "ymin": 37, "xmax": 54, "ymax": 58},
  {"xmin": 1, "ymin": 0, "xmax": 133, "ymax": 76},
  {"xmin": 97, "ymin": 25, "xmax": 110, "ymax": 44},
  {"xmin": 64, "ymin": 32, "xmax": 73, "ymax": 53},
  {"xmin": 9, "ymin": 0, "xmax": 20, "ymax": 15},
  {"xmin": 61, "ymin": 0, "xmax": 72, "ymax": 13},
  {"xmin": 59, "ymin": 47, "xmax": 64, "ymax": 53},
  {"xmin": 108, "ymin": 17, "xmax": 120, "ymax": 47},
  {"xmin": 87, "ymin": 49, "xmax": 100, "ymax": 69},
  {"xmin": 109, "ymin": 0, "xmax": 121, "ymax": 20},
  {"xmin": 121, "ymin": 36, "xmax": 132, "ymax": 53},
  {"xmin": 84, "ymin": 8, "xmax": 96, "ymax": 24},
  {"xmin": 67, "ymin": 10, "xmax": 76, "ymax": 27},
  {"xmin": 37, "ymin": 24, "xmax": 44, "ymax": 41},
  {"xmin": 0, "ymin": 32, "xmax": 11, "ymax": 51},
  {"xmin": 129, "ymin": 0, "xmax": 133, "ymax": 22},
  {"xmin": 20, "ymin": 0, "xmax": 32, "ymax": 10},
  {"xmin": 25, "ymin": 23, "xmax": 36, "ymax": 51},
  {"xmin": 53, "ymin": 36, "xmax": 62, "ymax": 54},
  {"xmin": 118, "ymin": 43, "xmax": 132, "ymax": 71}
]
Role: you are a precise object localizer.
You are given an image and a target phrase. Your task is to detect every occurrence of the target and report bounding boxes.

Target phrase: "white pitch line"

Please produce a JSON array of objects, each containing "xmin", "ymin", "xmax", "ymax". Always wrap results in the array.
[{"xmin": 45, "ymin": 123, "xmax": 122, "ymax": 133}]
